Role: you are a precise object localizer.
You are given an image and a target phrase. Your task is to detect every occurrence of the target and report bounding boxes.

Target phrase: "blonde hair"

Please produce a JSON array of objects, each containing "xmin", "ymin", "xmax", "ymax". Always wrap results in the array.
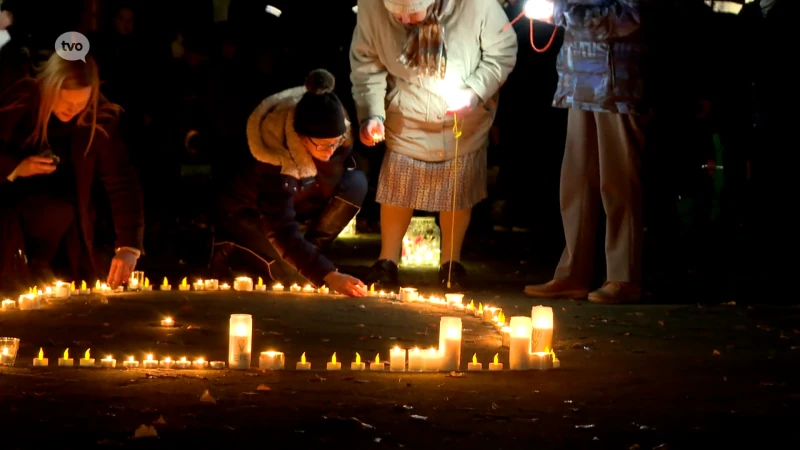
[{"xmin": 1, "ymin": 52, "xmax": 121, "ymax": 155}]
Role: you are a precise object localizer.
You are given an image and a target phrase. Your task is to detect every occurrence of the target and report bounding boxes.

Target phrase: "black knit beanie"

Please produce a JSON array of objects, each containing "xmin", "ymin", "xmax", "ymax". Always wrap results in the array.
[{"xmin": 293, "ymin": 69, "xmax": 347, "ymax": 139}]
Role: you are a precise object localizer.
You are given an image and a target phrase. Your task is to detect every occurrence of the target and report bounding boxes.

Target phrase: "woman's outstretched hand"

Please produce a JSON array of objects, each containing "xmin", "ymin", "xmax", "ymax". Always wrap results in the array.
[{"xmin": 324, "ymin": 271, "xmax": 367, "ymax": 297}]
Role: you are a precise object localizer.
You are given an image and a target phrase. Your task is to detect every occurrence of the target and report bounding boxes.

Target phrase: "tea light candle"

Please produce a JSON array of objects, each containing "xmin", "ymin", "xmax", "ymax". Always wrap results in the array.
[
  {"xmin": 80, "ymin": 349, "xmax": 95, "ymax": 367},
  {"xmin": 488, "ymin": 353, "xmax": 503, "ymax": 371},
  {"xmin": 350, "ymin": 352, "xmax": 365, "ymax": 371},
  {"xmin": 42, "ymin": 286, "xmax": 54, "ymax": 298},
  {"xmin": 445, "ymin": 293, "xmax": 464, "ymax": 308},
  {"xmin": 143, "ymin": 354, "xmax": 158, "ymax": 369},
  {"xmin": 369, "ymin": 354, "xmax": 384, "ymax": 371},
  {"xmin": 229, "ymin": 314, "xmax": 253, "ymax": 370},
  {"xmin": 220, "ymin": 283, "xmax": 231, "ymax": 291},
  {"xmin": 439, "ymin": 317, "xmax": 462, "ymax": 372},
  {"xmin": 192, "ymin": 357, "xmax": 209, "ymax": 369},
  {"xmin": 407, "ymin": 347, "xmax": 424, "ymax": 371},
  {"xmin": 70, "ymin": 281, "xmax": 77, "ymax": 294},
  {"xmin": 531, "ymin": 305, "xmax": 554, "ymax": 353},
  {"xmin": 296, "ymin": 352, "xmax": 311, "ymax": 370},
  {"xmin": 0, "ymin": 346, "xmax": 14, "ymax": 365},
  {"xmin": 204, "ymin": 279, "xmax": 219, "ymax": 290},
  {"xmin": 484, "ymin": 306, "xmax": 501, "ymax": 323},
  {"xmin": 326, "ymin": 352, "xmax": 341, "ymax": 371},
  {"xmin": 58, "ymin": 348, "xmax": 73, "ymax": 367},
  {"xmin": 399, "ymin": 287, "xmax": 417, "ymax": 302},
  {"xmin": 501, "ymin": 326, "xmax": 511, "ymax": 347},
  {"xmin": 509, "ymin": 316, "xmax": 532, "ymax": 371},
  {"xmin": 192, "ymin": 279, "xmax": 205, "ymax": 291},
  {"xmin": 79, "ymin": 280, "xmax": 91, "ymax": 294},
  {"xmin": 161, "ymin": 317, "xmax": 175, "ymax": 327},
  {"xmin": 161, "ymin": 277, "xmax": 171, "ymax": 291},
  {"xmin": 33, "ymin": 347, "xmax": 48, "ymax": 366},
  {"xmin": 529, "ymin": 352, "xmax": 553, "ymax": 370},
  {"xmin": 129, "ymin": 277, "xmax": 139, "ymax": 290},
  {"xmin": 272, "ymin": 282, "xmax": 284, "ymax": 292},
  {"xmin": 289, "ymin": 283, "xmax": 301, "ymax": 292},
  {"xmin": 302, "ymin": 284, "xmax": 315, "ymax": 293},
  {"xmin": 160, "ymin": 357, "xmax": 174, "ymax": 369},
  {"xmin": 142, "ymin": 278, "xmax": 152, "ymax": 291},
  {"xmin": 467, "ymin": 353, "xmax": 482, "ymax": 371},
  {"xmin": 123, "ymin": 356, "xmax": 139, "ymax": 368},
  {"xmin": 100, "ymin": 355, "xmax": 116, "ymax": 368},
  {"xmin": 422, "ymin": 347, "xmax": 440, "ymax": 372},
  {"xmin": 18, "ymin": 293, "xmax": 40, "ymax": 310},
  {"xmin": 552, "ymin": 351, "xmax": 561, "ymax": 369},
  {"xmin": 318, "ymin": 285, "xmax": 330, "ymax": 294},
  {"xmin": 255, "ymin": 277, "xmax": 267, "ymax": 291},
  {"xmin": 175, "ymin": 356, "xmax": 191, "ymax": 369},
  {"xmin": 1, "ymin": 299, "xmax": 15, "ymax": 310},
  {"xmin": 475, "ymin": 303, "xmax": 483, "ymax": 318},
  {"xmin": 210, "ymin": 361, "xmax": 226, "ymax": 369},
  {"xmin": 178, "ymin": 277, "xmax": 190, "ymax": 291},
  {"xmin": 129, "ymin": 271, "xmax": 145, "ymax": 290},
  {"xmin": 494, "ymin": 311, "xmax": 507, "ymax": 331},
  {"xmin": 234, "ymin": 276, "xmax": 253, "ymax": 291},
  {"xmin": 259, "ymin": 351, "xmax": 284, "ymax": 370},
  {"xmin": 390, "ymin": 346, "xmax": 406, "ymax": 372}
]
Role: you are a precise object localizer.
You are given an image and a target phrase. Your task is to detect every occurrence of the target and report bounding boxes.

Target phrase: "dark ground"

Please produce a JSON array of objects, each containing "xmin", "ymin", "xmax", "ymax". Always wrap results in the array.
[{"xmin": 1, "ymin": 232, "xmax": 798, "ymax": 449}]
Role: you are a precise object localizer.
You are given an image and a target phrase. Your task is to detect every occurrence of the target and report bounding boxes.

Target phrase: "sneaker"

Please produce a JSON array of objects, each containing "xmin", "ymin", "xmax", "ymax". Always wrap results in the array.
[
  {"xmin": 364, "ymin": 259, "xmax": 399, "ymax": 290},
  {"xmin": 439, "ymin": 261, "xmax": 467, "ymax": 291},
  {"xmin": 587, "ymin": 282, "xmax": 641, "ymax": 304},
  {"xmin": 524, "ymin": 279, "xmax": 589, "ymax": 299}
]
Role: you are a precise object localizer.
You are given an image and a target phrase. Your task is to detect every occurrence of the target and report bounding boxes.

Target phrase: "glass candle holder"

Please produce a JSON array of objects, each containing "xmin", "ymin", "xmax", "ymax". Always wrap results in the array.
[
  {"xmin": 0, "ymin": 337, "xmax": 20, "ymax": 366},
  {"xmin": 229, "ymin": 314, "xmax": 253, "ymax": 370}
]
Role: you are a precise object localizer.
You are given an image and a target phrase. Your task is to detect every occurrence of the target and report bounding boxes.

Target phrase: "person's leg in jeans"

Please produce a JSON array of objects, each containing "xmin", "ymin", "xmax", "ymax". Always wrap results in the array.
[{"xmin": 19, "ymin": 195, "xmax": 77, "ymax": 286}]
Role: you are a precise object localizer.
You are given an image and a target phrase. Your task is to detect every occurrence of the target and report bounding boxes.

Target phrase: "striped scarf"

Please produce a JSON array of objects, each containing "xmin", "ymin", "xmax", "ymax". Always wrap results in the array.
[{"xmin": 397, "ymin": 0, "xmax": 448, "ymax": 80}]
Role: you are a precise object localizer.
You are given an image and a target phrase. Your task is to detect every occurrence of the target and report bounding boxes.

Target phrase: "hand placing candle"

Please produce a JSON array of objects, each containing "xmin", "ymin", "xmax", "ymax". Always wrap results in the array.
[{"xmin": 326, "ymin": 352, "xmax": 341, "ymax": 371}]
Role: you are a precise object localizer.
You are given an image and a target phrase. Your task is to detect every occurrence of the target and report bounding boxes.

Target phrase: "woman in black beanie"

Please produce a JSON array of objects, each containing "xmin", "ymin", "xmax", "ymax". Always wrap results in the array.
[{"xmin": 214, "ymin": 69, "xmax": 369, "ymax": 297}]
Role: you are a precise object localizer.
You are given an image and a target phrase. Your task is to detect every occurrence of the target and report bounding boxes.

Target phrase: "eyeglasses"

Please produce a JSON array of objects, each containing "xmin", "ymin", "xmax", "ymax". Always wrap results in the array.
[{"xmin": 307, "ymin": 136, "xmax": 344, "ymax": 151}]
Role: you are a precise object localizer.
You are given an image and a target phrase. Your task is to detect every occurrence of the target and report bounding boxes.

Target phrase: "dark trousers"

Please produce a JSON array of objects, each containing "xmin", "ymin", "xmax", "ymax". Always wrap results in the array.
[{"xmin": 216, "ymin": 169, "xmax": 368, "ymax": 282}]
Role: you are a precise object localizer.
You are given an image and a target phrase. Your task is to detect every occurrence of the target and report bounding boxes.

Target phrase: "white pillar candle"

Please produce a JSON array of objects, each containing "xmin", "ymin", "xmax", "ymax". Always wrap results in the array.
[
  {"xmin": 467, "ymin": 353, "xmax": 482, "ymax": 371},
  {"xmin": 192, "ymin": 280, "xmax": 205, "ymax": 291},
  {"xmin": 369, "ymin": 354, "xmax": 384, "ymax": 371},
  {"xmin": 204, "ymin": 279, "xmax": 219, "ymax": 290},
  {"xmin": 123, "ymin": 356, "xmax": 140, "ymax": 368},
  {"xmin": 350, "ymin": 352, "xmax": 365, "ymax": 371},
  {"xmin": 18, "ymin": 293, "xmax": 40, "ymax": 311},
  {"xmin": 296, "ymin": 352, "xmax": 311, "ymax": 370},
  {"xmin": 58, "ymin": 348, "xmax": 73, "ymax": 367},
  {"xmin": 143, "ymin": 354, "xmax": 158, "ymax": 369},
  {"xmin": 234, "ymin": 277, "xmax": 253, "ymax": 291},
  {"xmin": 209, "ymin": 361, "xmax": 226, "ymax": 369},
  {"xmin": 79, "ymin": 349, "xmax": 95, "ymax": 367},
  {"xmin": 529, "ymin": 352, "xmax": 554, "ymax": 370},
  {"xmin": 178, "ymin": 278, "xmax": 191, "ymax": 291},
  {"xmin": 399, "ymin": 287, "xmax": 417, "ymax": 302},
  {"xmin": 444, "ymin": 293, "xmax": 464, "ymax": 308},
  {"xmin": 531, "ymin": 305, "xmax": 554, "ymax": 353},
  {"xmin": 1, "ymin": 299, "xmax": 16, "ymax": 310},
  {"xmin": 53, "ymin": 281, "xmax": 70, "ymax": 298},
  {"xmin": 439, "ymin": 317, "xmax": 462, "ymax": 372},
  {"xmin": 509, "ymin": 316, "xmax": 532, "ymax": 371},
  {"xmin": 272, "ymin": 282, "xmax": 284, "ymax": 291},
  {"xmin": 488, "ymin": 353, "xmax": 503, "ymax": 371},
  {"xmin": 289, "ymin": 283, "xmax": 301, "ymax": 292},
  {"xmin": 33, "ymin": 348, "xmax": 48, "ymax": 367},
  {"xmin": 192, "ymin": 358, "xmax": 208, "ymax": 369},
  {"xmin": 100, "ymin": 356, "xmax": 116, "ymax": 368},
  {"xmin": 389, "ymin": 347, "xmax": 406, "ymax": 372},
  {"xmin": 229, "ymin": 314, "xmax": 252, "ymax": 370},
  {"xmin": 501, "ymin": 326, "xmax": 511, "ymax": 347},
  {"xmin": 175, "ymin": 357, "xmax": 191, "ymax": 369},
  {"xmin": 159, "ymin": 357, "xmax": 174, "ymax": 369},
  {"xmin": 407, "ymin": 347, "xmax": 424, "ymax": 371},
  {"xmin": 326, "ymin": 353, "xmax": 341, "ymax": 371},
  {"xmin": 259, "ymin": 351, "xmax": 284, "ymax": 370},
  {"xmin": 255, "ymin": 277, "xmax": 267, "ymax": 291},
  {"xmin": 422, "ymin": 347, "xmax": 440, "ymax": 372}
]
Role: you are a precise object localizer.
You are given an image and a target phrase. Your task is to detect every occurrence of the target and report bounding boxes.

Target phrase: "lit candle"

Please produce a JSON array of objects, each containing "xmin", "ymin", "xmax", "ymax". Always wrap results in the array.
[
  {"xmin": 161, "ymin": 277, "xmax": 171, "ymax": 291},
  {"xmin": 58, "ymin": 348, "xmax": 73, "ymax": 367},
  {"xmin": 501, "ymin": 326, "xmax": 511, "ymax": 347},
  {"xmin": 422, "ymin": 347, "xmax": 440, "ymax": 372},
  {"xmin": 272, "ymin": 282, "xmax": 284, "ymax": 292},
  {"xmin": 531, "ymin": 305, "xmax": 554, "ymax": 353},
  {"xmin": 42, "ymin": 286, "xmax": 53, "ymax": 298},
  {"xmin": 175, "ymin": 356, "xmax": 191, "ymax": 369},
  {"xmin": 161, "ymin": 317, "xmax": 175, "ymax": 327},
  {"xmin": 407, "ymin": 347, "xmax": 424, "ymax": 371},
  {"xmin": 255, "ymin": 277, "xmax": 267, "ymax": 291},
  {"xmin": 371, "ymin": 132, "xmax": 384, "ymax": 143},
  {"xmin": 143, "ymin": 354, "xmax": 158, "ymax": 369},
  {"xmin": 466, "ymin": 299, "xmax": 475, "ymax": 314},
  {"xmin": 192, "ymin": 357, "xmax": 208, "ymax": 369},
  {"xmin": 123, "ymin": 356, "xmax": 140, "ymax": 368},
  {"xmin": 204, "ymin": 279, "xmax": 219, "ymax": 290},
  {"xmin": 350, "ymin": 352, "xmax": 365, "ymax": 371},
  {"xmin": 495, "ymin": 311, "xmax": 507, "ymax": 330},
  {"xmin": 302, "ymin": 284, "xmax": 315, "ymax": 293},
  {"xmin": 229, "ymin": 314, "xmax": 252, "ymax": 370},
  {"xmin": 484, "ymin": 306, "xmax": 501, "ymax": 323},
  {"xmin": 70, "ymin": 281, "xmax": 77, "ymax": 294},
  {"xmin": 129, "ymin": 277, "xmax": 139, "ymax": 290},
  {"xmin": 318, "ymin": 285, "xmax": 330, "ymax": 294},
  {"xmin": 509, "ymin": 316, "xmax": 532, "ymax": 371},
  {"xmin": 160, "ymin": 356, "xmax": 174, "ymax": 369},
  {"xmin": 95, "ymin": 280, "xmax": 102, "ymax": 292},
  {"xmin": 142, "ymin": 277, "xmax": 152, "ymax": 291},
  {"xmin": 399, "ymin": 287, "xmax": 417, "ymax": 302},
  {"xmin": 378, "ymin": 290, "xmax": 386, "ymax": 298},
  {"xmin": 209, "ymin": 361, "xmax": 226, "ymax": 369},
  {"xmin": 220, "ymin": 283, "xmax": 231, "ymax": 291},
  {"xmin": 296, "ymin": 352, "xmax": 311, "ymax": 370},
  {"xmin": 1, "ymin": 299, "xmax": 15, "ymax": 310},
  {"xmin": 100, "ymin": 355, "xmax": 116, "ymax": 368},
  {"xmin": 53, "ymin": 281, "xmax": 70, "ymax": 298},
  {"xmin": 529, "ymin": 352, "xmax": 553, "ymax": 371},
  {"xmin": 369, "ymin": 283, "xmax": 375, "ymax": 295},
  {"xmin": 439, "ymin": 317, "xmax": 462, "ymax": 372},
  {"xmin": 259, "ymin": 351, "xmax": 284, "ymax": 370},
  {"xmin": 489, "ymin": 353, "xmax": 503, "ymax": 371},
  {"xmin": 79, "ymin": 280, "xmax": 90, "ymax": 294},
  {"xmin": 326, "ymin": 352, "xmax": 341, "ymax": 371},
  {"xmin": 445, "ymin": 293, "xmax": 464, "ymax": 308},
  {"xmin": 475, "ymin": 303, "xmax": 483, "ymax": 318},
  {"xmin": 33, "ymin": 347, "xmax": 48, "ymax": 367},
  {"xmin": 289, "ymin": 283, "xmax": 301, "ymax": 292},
  {"xmin": 0, "ymin": 346, "xmax": 15, "ymax": 365},
  {"xmin": 234, "ymin": 277, "xmax": 253, "ymax": 292},
  {"xmin": 130, "ymin": 271, "xmax": 145, "ymax": 290},
  {"xmin": 192, "ymin": 279, "xmax": 205, "ymax": 291},
  {"xmin": 389, "ymin": 346, "xmax": 406, "ymax": 372},
  {"xmin": 178, "ymin": 277, "xmax": 190, "ymax": 291},
  {"xmin": 80, "ymin": 348, "xmax": 95, "ymax": 367},
  {"xmin": 467, "ymin": 353, "xmax": 482, "ymax": 371},
  {"xmin": 18, "ymin": 293, "xmax": 40, "ymax": 310},
  {"xmin": 551, "ymin": 350, "xmax": 561, "ymax": 369},
  {"xmin": 369, "ymin": 353, "xmax": 384, "ymax": 371}
]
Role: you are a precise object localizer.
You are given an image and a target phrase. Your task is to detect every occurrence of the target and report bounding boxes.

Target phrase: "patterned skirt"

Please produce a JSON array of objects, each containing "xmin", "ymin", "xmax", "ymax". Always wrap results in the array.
[{"xmin": 375, "ymin": 149, "xmax": 487, "ymax": 212}]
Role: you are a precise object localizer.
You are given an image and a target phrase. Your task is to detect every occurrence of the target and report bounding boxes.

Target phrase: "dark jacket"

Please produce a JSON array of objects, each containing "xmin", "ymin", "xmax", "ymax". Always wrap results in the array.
[
  {"xmin": 218, "ymin": 86, "xmax": 354, "ymax": 286},
  {"xmin": 0, "ymin": 79, "xmax": 144, "ymax": 273},
  {"xmin": 552, "ymin": 0, "xmax": 647, "ymax": 115}
]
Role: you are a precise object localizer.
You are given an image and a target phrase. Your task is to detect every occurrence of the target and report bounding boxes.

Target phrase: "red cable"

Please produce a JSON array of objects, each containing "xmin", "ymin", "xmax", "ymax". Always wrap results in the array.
[{"xmin": 529, "ymin": 18, "xmax": 558, "ymax": 53}]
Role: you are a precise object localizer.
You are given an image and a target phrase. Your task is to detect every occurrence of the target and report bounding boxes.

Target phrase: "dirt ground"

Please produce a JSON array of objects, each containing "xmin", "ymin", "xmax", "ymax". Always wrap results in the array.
[{"xmin": 1, "ymin": 287, "xmax": 798, "ymax": 449}]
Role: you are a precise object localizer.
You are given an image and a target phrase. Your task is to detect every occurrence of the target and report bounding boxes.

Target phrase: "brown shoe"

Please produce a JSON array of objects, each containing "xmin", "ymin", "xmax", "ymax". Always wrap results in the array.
[
  {"xmin": 587, "ymin": 282, "xmax": 641, "ymax": 304},
  {"xmin": 524, "ymin": 279, "xmax": 589, "ymax": 299}
]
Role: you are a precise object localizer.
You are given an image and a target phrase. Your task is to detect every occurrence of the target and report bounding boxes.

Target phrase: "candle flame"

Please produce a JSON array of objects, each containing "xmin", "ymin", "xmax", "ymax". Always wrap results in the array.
[
  {"xmin": 144, "ymin": 278, "xmax": 150, "ymax": 287},
  {"xmin": 300, "ymin": 352, "xmax": 306, "ymax": 364},
  {"xmin": 180, "ymin": 356, "xmax": 187, "ymax": 362},
  {"xmin": 128, "ymin": 356, "xmax": 134, "ymax": 361},
  {"xmin": 81, "ymin": 280, "xmax": 87, "ymax": 290},
  {"xmin": 181, "ymin": 277, "xmax": 187, "ymax": 287},
  {"xmin": 38, "ymin": 347, "xmax": 43, "ymax": 359},
  {"xmin": 70, "ymin": 281, "xmax": 76, "ymax": 291},
  {"xmin": 164, "ymin": 357, "xmax": 171, "ymax": 362},
  {"xmin": 534, "ymin": 317, "xmax": 552, "ymax": 329},
  {"xmin": 104, "ymin": 355, "xmax": 113, "ymax": 360},
  {"xmin": 45, "ymin": 286, "xmax": 52, "ymax": 293},
  {"xmin": 472, "ymin": 353, "xmax": 477, "ymax": 364},
  {"xmin": 95, "ymin": 280, "xmax": 101, "ymax": 289},
  {"xmin": 411, "ymin": 347, "xmax": 420, "ymax": 353},
  {"xmin": 147, "ymin": 354, "xmax": 153, "ymax": 360},
  {"xmin": 2, "ymin": 347, "xmax": 7, "ymax": 355},
  {"xmin": 63, "ymin": 348, "xmax": 69, "ymax": 359},
  {"xmin": 355, "ymin": 352, "xmax": 361, "ymax": 364},
  {"xmin": 374, "ymin": 353, "xmax": 380, "ymax": 364},
  {"xmin": 196, "ymin": 357, "xmax": 205, "ymax": 363},
  {"xmin": 163, "ymin": 277, "xmax": 168, "ymax": 286},
  {"xmin": 164, "ymin": 317, "xmax": 173, "ymax": 324},
  {"xmin": 493, "ymin": 353, "xmax": 499, "ymax": 365},
  {"xmin": 258, "ymin": 277, "xmax": 263, "ymax": 286},
  {"xmin": 498, "ymin": 312, "xmax": 506, "ymax": 323},
  {"xmin": 478, "ymin": 303, "xmax": 483, "ymax": 313},
  {"xmin": 428, "ymin": 347, "xmax": 437, "ymax": 355},
  {"xmin": 235, "ymin": 323, "xmax": 248, "ymax": 336},
  {"xmin": 274, "ymin": 282, "xmax": 283, "ymax": 288},
  {"xmin": 370, "ymin": 283, "xmax": 375, "ymax": 293},
  {"xmin": 84, "ymin": 349, "xmax": 91, "ymax": 360},
  {"xmin": 331, "ymin": 352, "xmax": 337, "ymax": 364}
]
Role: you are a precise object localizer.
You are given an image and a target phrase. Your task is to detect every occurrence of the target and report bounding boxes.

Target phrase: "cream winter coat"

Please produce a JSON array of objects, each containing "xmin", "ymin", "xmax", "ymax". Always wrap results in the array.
[{"xmin": 350, "ymin": 0, "xmax": 517, "ymax": 162}]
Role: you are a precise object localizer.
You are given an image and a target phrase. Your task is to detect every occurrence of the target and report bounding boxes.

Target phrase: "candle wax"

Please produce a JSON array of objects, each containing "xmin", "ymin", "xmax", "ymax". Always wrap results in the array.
[
  {"xmin": 440, "ymin": 338, "xmax": 461, "ymax": 372},
  {"xmin": 123, "ymin": 360, "xmax": 140, "ymax": 368},
  {"xmin": 33, "ymin": 358, "xmax": 49, "ymax": 367},
  {"xmin": 175, "ymin": 359, "xmax": 191, "ymax": 369},
  {"xmin": 143, "ymin": 359, "xmax": 158, "ymax": 369},
  {"xmin": 326, "ymin": 362, "xmax": 341, "ymax": 371},
  {"xmin": 407, "ymin": 349, "xmax": 424, "ymax": 371},
  {"xmin": 296, "ymin": 362, "xmax": 311, "ymax": 370},
  {"xmin": 389, "ymin": 348, "xmax": 406, "ymax": 372},
  {"xmin": 488, "ymin": 363, "xmax": 504, "ymax": 371},
  {"xmin": 79, "ymin": 358, "xmax": 96, "ymax": 367},
  {"xmin": 529, "ymin": 352, "xmax": 554, "ymax": 371},
  {"xmin": 350, "ymin": 362, "xmax": 365, "ymax": 371},
  {"xmin": 259, "ymin": 352, "xmax": 284, "ymax": 370},
  {"xmin": 192, "ymin": 360, "xmax": 209, "ymax": 369},
  {"xmin": 209, "ymin": 361, "xmax": 226, "ymax": 369},
  {"xmin": 467, "ymin": 362, "xmax": 482, "ymax": 371},
  {"xmin": 58, "ymin": 358, "xmax": 73, "ymax": 367}
]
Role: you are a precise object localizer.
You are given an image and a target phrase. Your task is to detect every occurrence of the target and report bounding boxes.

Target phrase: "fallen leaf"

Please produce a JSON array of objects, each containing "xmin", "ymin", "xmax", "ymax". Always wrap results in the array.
[
  {"xmin": 447, "ymin": 371, "xmax": 465, "ymax": 378},
  {"xmin": 200, "ymin": 389, "xmax": 216, "ymax": 404},
  {"xmin": 133, "ymin": 424, "xmax": 158, "ymax": 438},
  {"xmin": 713, "ymin": 350, "xmax": 721, "ymax": 356},
  {"xmin": 257, "ymin": 384, "xmax": 271, "ymax": 391}
]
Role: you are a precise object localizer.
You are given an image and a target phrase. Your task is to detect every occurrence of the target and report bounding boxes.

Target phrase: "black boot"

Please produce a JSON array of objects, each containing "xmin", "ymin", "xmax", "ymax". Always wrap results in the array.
[
  {"xmin": 439, "ymin": 261, "xmax": 467, "ymax": 291},
  {"xmin": 305, "ymin": 196, "xmax": 360, "ymax": 251},
  {"xmin": 365, "ymin": 259, "xmax": 399, "ymax": 290}
]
